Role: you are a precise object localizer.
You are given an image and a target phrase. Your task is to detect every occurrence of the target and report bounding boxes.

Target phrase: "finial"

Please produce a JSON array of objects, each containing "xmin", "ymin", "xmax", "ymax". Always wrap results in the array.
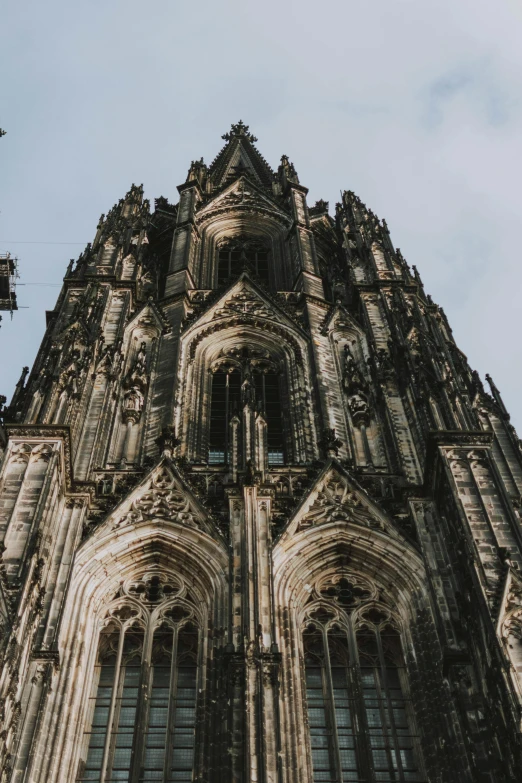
[
  {"xmin": 486, "ymin": 374, "xmax": 509, "ymax": 418},
  {"xmin": 318, "ymin": 427, "xmax": 343, "ymax": 458},
  {"xmin": 222, "ymin": 120, "xmax": 258, "ymax": 143},
  {"xmin": 155, "ymin": 426, "xmax": 181, "ymax": 458},
  {"xmin": 17, "ymin": 367, "xmax": 29, "ymax": 387},
  {"xmin": 278, "ymin": 155, "xmax": 299, "ymax": 184},
  {"xmin": 485, "ymin": 374, "xmax": 499, "ymax": 395}
]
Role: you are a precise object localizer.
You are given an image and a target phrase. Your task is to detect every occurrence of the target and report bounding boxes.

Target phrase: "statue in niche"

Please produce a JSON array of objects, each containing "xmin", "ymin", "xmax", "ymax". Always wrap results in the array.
[
  {"xmin": 342, "ymin": 344, "xmax": 372, "ymax": 426},
  {"xmin": 349, "ymin": 392, "xmax": 371, "ymax": 426},
  {"xmin": 343, "ymin": 344, "xmax": 367, "ymax": 396},
  {"xmin": 135, "ymin": 342, "xmax": 147, "ymax": 377},
  {"xmin": 241, "ymin": 365, "xmax": 256, "ymax": 408},
  {"xmin": 122, "ymin": 386, "xmax": 145, "ymax": 423},
  {"xmin": 121, "ymin": 341, "xmax": 149, "ymax": 423},
  {"xmin": 125, "ymin": 342, "xmax": 149, "ymax": 389}
]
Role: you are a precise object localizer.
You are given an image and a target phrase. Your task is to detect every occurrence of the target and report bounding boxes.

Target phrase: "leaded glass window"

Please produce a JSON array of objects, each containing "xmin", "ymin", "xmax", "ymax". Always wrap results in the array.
[
  {"xmin": 78, "ymin": 597, "xmax": 199, "ymax": 783},
  {"xmin": 303, "ymin": 597, "xmax": 424, "ymax": 783}
]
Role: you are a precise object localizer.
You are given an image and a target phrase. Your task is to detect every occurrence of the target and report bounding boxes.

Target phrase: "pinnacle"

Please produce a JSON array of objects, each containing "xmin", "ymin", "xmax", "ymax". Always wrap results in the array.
[{"xmin": 221, "ymin": 120, "xmax": 258, "ymax": 143}]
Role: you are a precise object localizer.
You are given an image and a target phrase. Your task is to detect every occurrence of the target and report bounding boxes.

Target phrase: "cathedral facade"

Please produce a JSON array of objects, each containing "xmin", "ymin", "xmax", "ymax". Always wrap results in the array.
[{"xmin": 0, "ymin": 122, "xmax": 521, "ymax": 783}]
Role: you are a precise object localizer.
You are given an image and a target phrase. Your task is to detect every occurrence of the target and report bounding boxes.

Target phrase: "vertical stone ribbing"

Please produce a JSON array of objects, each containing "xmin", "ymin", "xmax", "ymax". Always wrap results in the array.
[{"xmin": 0, "ymin": 124, "xmax": 521, "ymax": 783}]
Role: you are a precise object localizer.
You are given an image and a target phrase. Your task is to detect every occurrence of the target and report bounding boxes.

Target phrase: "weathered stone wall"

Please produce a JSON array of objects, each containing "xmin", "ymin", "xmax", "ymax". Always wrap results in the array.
[{"xmin": 0, "ymin": 127, "xmax": 521, "ymax": 782}]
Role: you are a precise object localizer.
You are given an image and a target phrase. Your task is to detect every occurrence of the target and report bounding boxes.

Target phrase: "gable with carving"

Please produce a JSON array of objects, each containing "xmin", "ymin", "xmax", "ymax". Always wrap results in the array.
[
  {"xmin": 87, "ymin": 460, "xmax": 222, "ymax": 540},
  {"xmin": 183, "ymin": 277, "xmax": 306, "ymax": 340},
  {"xmin": 196, "ymin": 177, "xmax": 291, "ymax": 226},
  {"xmin": 281, "ymin": 462, "xmax": 406, "ymax": 542}
]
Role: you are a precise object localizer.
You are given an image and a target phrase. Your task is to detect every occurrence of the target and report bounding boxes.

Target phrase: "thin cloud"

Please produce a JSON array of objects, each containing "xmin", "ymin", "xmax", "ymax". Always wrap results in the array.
[{"xmin": 1, "ymin": 0, "xmax": 522, "ymax": 426}]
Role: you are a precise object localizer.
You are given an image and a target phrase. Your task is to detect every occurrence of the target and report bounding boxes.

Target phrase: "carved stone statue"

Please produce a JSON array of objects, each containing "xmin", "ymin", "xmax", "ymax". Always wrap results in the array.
[{"xmin": 122, "ymin": 386, "xmax": 145, "ymax": 423}]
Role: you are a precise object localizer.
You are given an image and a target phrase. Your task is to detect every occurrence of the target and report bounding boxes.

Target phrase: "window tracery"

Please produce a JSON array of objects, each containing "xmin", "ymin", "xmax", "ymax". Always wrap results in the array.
[
  {"xmin": 217, "ymin": 236, "xmax": 270, "ymax": 286},
  {"xmin": 301, "ymin": 577, "xmax": 424, "ymax": 783},
  {"xmin": 78, "ymin": 577, "xmax": 199, "ymax": 783},
  {"xmin": 208, "ymin": 347, "xmax": 285, "ymax": 467}
]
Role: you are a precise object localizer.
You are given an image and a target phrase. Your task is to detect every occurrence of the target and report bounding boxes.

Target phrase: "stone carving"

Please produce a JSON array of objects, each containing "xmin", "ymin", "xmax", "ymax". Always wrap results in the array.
[
  {"xmin": 214, "ymin": 287, "xmax": 275, "ymax": 320},
  {"xmin": 316, "ymin": 573, "xmax": 375, "ymax": 607},
  {"xmin": 114, "ymin": 469, "xmax": 200, "ymax": 530},
  {"xmin": 123, "ymin": 572, "xmax": 184, "ymax": 604},
  {"xmin": 318, "ymin": 428, "xmax": 343, "ymax": 457},
  {"xmin": 298, "ymin": 475, "xmax": 384, "ymax": 531},
  {"xmin": 95, "ymin": 338, "xmax": 123, "ymax": 377},
  {"xmin": 342, "ymin": 344, "xmax": 371, "ymax": 425},
  {"xmin": 122, "ymin": 341, "xmax": 149, "ymax": 423},
  {"xmin": 155, "ymin": 426, "xmax": 180, "ymax": 457},
  {"xmin": 199, "ymin": 180, "xmax": 290, "ymax": 226},
  {"xmin": 500, "ymin": 570, "xmax": 522, "ymax": 641},
  {"xmin": 347, "ymin": 392, "xmax": 371, "ymax": 425},
  {"xmin": 278, "ymin": 154, "xmax": 299, "ymax": 183},
  {"xmin": 221, "ymin": 120, "xmax": 258, "ymax": 143}
]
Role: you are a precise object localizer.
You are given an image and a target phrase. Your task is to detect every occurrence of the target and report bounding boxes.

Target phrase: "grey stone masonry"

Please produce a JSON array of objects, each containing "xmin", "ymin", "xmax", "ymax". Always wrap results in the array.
[{"xmin": 0, "ymin": 122, "xmax": 521, "ymax": 783}]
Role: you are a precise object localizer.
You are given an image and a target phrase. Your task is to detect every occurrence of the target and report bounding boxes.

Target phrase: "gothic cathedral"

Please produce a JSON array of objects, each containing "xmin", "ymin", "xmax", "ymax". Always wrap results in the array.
[{"xmin": 1, "ymin": 122, "xmax": 521, "ymax": 783}]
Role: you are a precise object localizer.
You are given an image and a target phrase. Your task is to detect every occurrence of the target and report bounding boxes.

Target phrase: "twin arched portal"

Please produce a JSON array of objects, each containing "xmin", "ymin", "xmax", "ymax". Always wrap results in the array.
[
  {"xmin": 43, "ymin": 234, "xmax": 429, "ymax": 782},
  {"xmin": 54, "ymin": 512, "xmax": 428, "ymax": 783}
]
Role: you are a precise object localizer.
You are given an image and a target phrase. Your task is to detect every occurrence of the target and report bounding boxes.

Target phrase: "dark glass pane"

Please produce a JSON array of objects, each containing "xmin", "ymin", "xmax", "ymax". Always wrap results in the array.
[
  {"xmin": 328, "ymin": 631, "xmax": 359, "ymax": 780},
  {"xmin": 303, "ymin": 629, "xmax": 338, "ymax": 783},
  {"xmin": 230, "ymin": 250, "xmax": 242, "ymax": 277},
  {"xmin": 81, "ymin": 626, "xmax": 119, "ymax": 782},
  {"xmin": 253, "ymin": 371, "xmax": 284, "ymax": 465},
  {"xmin": 208, "ymin": 370, "xmax": 240, "ymax": 464},
  {"xmin": 255, "ymin": 252, "xmax": 269, "ymax": 283},
  {"xmin": 168, "ymin": 628, "xmax": 198, "ymax": 782},
  {"xmin": 142, "ymin": 630, "xmax": 173, "ymax": 782},
  {"xmin": 357, "ymin": 629, "xmax": 424, "ymax": 783},
  {"xmin": 108, "ymin": 628, "xmax": 143, "ymax": 783},
  {"xmin": 217, "ymin": 250, "xmax": 231, "ymax": 285}
]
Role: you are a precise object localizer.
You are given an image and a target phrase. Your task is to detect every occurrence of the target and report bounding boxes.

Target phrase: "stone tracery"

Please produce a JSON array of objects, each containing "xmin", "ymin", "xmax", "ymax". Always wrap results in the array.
[{"xmin": 1, "ymin": 123, "xmax": 521, "ymax": 783}]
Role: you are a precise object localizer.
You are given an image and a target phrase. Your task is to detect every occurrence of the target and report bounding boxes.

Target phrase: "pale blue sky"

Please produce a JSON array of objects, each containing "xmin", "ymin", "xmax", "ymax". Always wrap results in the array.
[{"xmin": 2, "ymin": 0, "xmax": 522, "ymax": 426}]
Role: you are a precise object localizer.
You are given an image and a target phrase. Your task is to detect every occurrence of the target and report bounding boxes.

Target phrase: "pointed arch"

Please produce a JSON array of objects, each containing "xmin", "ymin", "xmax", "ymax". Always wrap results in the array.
[
  {"xmin": 192, "ymin": 180, "xmax": 292, "ymax": 289},
  {"xmin": 27, "ymin": 518, "xmax": 228, "ymax": 783},
  {"xmin": 106, "ymin": 302, "xmax": 165, "ymax": 468},
  {"xmin": 176, "ymin": 284, "xmax": 318, "ymax": 466},
  {"xmin": 273, "ymin": 481, "xmax": 432, "ymax": 783},
  {"xmin": 326, "ymin": 310, "xmax": 388, "ymax": 470}
]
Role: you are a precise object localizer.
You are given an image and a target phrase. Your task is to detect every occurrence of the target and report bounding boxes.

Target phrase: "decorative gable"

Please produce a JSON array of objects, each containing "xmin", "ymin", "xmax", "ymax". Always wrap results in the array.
[
  {"xmin": 196, "ymin": 177, "xmax": 291, "ymax": 226},
  {"xmin": 320, "ymin": 302, "xmax": 365, "ymax": 336},
  {"xmin": 184, "ymin": 277, "xmax": 304, "ymax": 336},
  {"xmin": 281, "ymin": 462, "xmax": 405, "ymax": 542},
  {"xmin": 93, "ymin": 460, "xmax": 220, "ymax": 539},
  {"xmin": 125, "ymin": 299, "xmax": 170, "ymax": 336}
]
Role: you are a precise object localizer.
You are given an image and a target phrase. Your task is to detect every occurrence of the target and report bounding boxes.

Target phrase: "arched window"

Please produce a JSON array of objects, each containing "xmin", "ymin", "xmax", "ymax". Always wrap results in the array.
[
  {"xmin": 217, "ymin": 237, "xmax": 270, "ymax": 286},
  {"xmin": 254, "ymin": 369, "xmax": 285, "ymax": 465},
  {"xmin": 208, "ymin": 348, "xmax": 285, "ymax": 466},
  {"xmin": 78, "ymin": 585, "xmax": 199, "ymax": 783},
  {"xmin": 302, "ymin": 586, "xmax": 424, "ymax": 783},
  {"xmin": 208, "ymin": 368, "xmax": 241, "ymax": 465}
]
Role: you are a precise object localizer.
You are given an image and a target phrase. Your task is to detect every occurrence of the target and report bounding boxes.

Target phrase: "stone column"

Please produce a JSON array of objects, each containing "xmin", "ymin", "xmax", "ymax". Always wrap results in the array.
[{"xmin": 228, "ymin": 486, "xmax": 280, "ymax": 783}]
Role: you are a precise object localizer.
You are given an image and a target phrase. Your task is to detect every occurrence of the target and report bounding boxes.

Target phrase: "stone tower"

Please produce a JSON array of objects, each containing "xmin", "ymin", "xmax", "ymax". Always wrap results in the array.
[{"xmin": 0, "ymin": 122, "xmax": 521, "ymax": 783}]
